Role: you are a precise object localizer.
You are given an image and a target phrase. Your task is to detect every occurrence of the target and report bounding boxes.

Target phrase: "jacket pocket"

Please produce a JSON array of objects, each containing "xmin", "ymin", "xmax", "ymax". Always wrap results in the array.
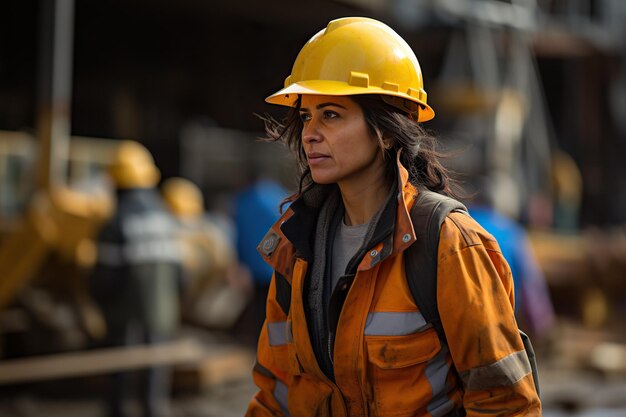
[
  {"xmin": 288, "ymin": 374, "xmax": 333, "ymax": 417},
  {"xmin": 366, "ymin": 327, "xmax": 441, "ymax": 416},
  {"xmin": 287, "ymin": 337, "xmax": 302, "ymax": 376}
]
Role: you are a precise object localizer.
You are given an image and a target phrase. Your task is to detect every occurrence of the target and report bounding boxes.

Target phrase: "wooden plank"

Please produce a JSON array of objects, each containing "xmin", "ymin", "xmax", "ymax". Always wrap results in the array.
[
  {"xmin": 0, "ymin": 338, "xmax": 210, "ymax": 385},
  {"xmin": 174, "ymin": 347, "xmax": 255, "ymax": 393},
  {"xmin": 590, "ymin": 342, "xmax": 626, "ymax": 373},
  {"xmin": 200, "ymin": 348, "xmax": 254, "ymax": 386}
]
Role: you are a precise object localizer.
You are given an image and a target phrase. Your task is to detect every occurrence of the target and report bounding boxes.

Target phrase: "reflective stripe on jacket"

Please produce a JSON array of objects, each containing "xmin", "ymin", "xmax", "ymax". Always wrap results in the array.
[{"xmin": 245, "ymin": 160, "xmax": 541, "ymax": 417}]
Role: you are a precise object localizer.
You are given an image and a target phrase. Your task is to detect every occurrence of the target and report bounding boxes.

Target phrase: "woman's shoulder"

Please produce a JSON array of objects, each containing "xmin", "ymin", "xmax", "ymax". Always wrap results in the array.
[{"xmin": 439, "ymin": 211, "xmax": 501, "ymax": 254}]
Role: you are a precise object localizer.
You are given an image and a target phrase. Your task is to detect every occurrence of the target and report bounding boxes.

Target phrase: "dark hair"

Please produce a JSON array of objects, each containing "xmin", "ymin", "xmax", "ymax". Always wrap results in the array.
[{"xmin": 260, "ymin": 94, "xmax": 457, "ymax": 210}]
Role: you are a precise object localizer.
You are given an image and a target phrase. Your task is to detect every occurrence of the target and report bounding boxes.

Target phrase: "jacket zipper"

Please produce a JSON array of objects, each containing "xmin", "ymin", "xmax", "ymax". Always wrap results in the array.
[{"xmin": 328, "ymin": 331, "xmax": 334, "ymax": 366}]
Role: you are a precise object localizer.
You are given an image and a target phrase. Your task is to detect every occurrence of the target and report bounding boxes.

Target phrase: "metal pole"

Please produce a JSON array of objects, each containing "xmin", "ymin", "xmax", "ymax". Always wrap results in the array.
[{"xmin": 36, "ymin": 0, "xmax": 75, "ymax": 190}]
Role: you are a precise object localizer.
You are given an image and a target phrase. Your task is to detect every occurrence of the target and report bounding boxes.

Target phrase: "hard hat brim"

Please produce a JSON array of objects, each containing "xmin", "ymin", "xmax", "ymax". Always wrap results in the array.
[{"xmin": 265, "ymin": 80, "xmax": 435, "ymax": 122}]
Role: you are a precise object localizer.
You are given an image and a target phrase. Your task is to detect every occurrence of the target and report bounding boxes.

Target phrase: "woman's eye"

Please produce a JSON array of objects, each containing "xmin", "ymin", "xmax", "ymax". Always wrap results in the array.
[
  {"xmin": 299, "ymin": 113, "xmax": 311, "ymax": 122},
  {"xmin": 324, "ymin": 110, "xmax": 338, "ymax": 119}
]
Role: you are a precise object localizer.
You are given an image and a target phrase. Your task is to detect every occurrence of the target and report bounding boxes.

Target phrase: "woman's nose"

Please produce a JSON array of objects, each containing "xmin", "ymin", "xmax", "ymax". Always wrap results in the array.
[{"xmin": 302, "ymin": 118, "xmax": 321, "ymax": 144}]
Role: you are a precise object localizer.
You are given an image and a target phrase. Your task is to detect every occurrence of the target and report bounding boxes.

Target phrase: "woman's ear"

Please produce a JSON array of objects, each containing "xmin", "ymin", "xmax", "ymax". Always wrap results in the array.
[{"xmin": 382, "ymin": 137, "xmax": 394, "ymax": 150}]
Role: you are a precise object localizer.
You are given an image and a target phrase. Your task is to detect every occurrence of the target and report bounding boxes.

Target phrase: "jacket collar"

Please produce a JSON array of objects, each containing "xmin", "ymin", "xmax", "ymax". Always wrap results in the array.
[
  {"xmin": 356, "ymin": 151, "xmax": 418, "ymax": 271},
  {"xmin": 257, "ymin": 151, "xmax": 419, "ymax": 277}
]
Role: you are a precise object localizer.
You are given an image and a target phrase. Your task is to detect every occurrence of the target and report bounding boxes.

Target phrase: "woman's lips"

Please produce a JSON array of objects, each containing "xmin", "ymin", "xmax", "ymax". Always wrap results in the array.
[{"xmin": 307, "ymin": 152, "xmax": 329, "ymax": 166}]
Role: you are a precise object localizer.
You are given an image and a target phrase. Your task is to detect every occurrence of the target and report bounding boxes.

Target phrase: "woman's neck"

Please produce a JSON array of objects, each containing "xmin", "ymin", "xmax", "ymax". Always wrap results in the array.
[{"xmin": 339, "ymin": 171, "xmax": 392, "ymax": 226}]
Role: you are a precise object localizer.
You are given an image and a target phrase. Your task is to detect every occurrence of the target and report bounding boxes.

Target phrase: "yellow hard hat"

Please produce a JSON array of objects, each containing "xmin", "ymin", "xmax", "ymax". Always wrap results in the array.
[
  {"xmin": 266, "ymin": 17, "xmax": 435, "ymax": 122},
  {"xmin": 161, "ymin": 177, "xmax": 204, "ymax": 218},
  {"xmin": 108, "ymin": 140, "xmax": 160, "ymax": 189}
]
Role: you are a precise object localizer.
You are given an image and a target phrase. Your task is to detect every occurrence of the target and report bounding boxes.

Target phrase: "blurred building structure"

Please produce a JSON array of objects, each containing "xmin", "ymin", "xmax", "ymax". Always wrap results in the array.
[{"xmin": 2, "ymin": 0, "xmax": 624, "ymax": 226}]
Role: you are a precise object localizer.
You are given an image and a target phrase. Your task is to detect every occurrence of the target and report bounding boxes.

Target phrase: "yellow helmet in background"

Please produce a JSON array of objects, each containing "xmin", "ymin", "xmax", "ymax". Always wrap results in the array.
[
  {"xmin": 161, "ymin": 177, "xmax": 204, "ymax": 218},
  {"xmin": 266, "ymin": 17, "xmax": 435, "ymax": 122},
  {"xmin": 108, "ymin": 140, "xmax": 160, "ymax": 189}
]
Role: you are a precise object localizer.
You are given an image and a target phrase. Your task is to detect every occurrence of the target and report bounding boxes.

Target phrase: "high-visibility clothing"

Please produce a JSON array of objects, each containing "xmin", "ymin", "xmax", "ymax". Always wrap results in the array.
[{"xmin": 245, "ymin": 159, "xmax": 541, "ymax": 417}]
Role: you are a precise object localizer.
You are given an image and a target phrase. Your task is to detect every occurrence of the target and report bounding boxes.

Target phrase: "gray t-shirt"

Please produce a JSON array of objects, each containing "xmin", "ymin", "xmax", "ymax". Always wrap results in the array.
[{"xmin": 330, "ymin": 219, "xmax": 369, "ymax": 292}]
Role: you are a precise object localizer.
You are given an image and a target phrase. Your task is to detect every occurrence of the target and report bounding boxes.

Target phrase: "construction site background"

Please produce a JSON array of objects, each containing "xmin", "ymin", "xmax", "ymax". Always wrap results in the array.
[{"xmin": 1, "ymin": 1, "xmax": 626, "ymax": 416}]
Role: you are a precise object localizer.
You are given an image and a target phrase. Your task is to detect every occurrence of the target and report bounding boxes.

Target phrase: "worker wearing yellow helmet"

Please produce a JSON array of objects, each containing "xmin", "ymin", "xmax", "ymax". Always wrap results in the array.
[
  {"xmin": 92, "ymin": 141, "xmax": 182, "ymax": 417},
  {"xmin": 160, "ymin": 177, "xmax": 245, "ymax": 329},
  {"xmin": 246, "ymin": 17, "xmax": 541, "ymax": 416}
]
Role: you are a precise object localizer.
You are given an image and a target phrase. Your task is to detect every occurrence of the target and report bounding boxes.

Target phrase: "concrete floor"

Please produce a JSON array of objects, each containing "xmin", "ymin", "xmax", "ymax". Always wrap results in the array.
[
  {"xmin": 0, "ymin": 377, "xmax": 257, "ymax": 417},
  {"xmin": 2, "ymin": 322, "xmax": 626, "ymax": 417},
  {"xmin": 2, "ymin": 370, "xmax": 626, "ymax": 417}
]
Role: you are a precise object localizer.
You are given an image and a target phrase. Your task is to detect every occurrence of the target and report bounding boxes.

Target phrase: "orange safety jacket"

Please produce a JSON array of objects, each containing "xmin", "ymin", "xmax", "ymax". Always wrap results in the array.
[{"xmin": 246, "ymin": 159, "xmax": 541, "ymax": 417}]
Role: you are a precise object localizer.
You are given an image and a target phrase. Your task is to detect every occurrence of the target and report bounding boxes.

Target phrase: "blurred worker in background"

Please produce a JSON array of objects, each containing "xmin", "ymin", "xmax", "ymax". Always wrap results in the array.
[
  {"xmin": 232, "ymin": 167, "xmax": 287, "ymax": 347},
  {"xmin": 161, "ymin": 177, "xmax": 249, "ymax": 330},
  {"xmin": 551, "ymin": 150, "xmax": 583, "ymax": 233},
  {"xmin": 90, "ymin": 141, "xmax": 182, "ymax": 417},
  {"xmin": 466, "ymin": 176, "xmax": 556, "ymax": 339}
]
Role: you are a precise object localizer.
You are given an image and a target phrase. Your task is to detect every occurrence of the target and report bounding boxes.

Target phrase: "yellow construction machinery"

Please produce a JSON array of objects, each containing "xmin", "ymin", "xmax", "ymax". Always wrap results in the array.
[
  {"xmin": 0, "ymin": 131, "xmax": 122, "ymax": 344},
  {"xmin": 0, "ymin": 0, "xmax": 116, "ymax": 347}
]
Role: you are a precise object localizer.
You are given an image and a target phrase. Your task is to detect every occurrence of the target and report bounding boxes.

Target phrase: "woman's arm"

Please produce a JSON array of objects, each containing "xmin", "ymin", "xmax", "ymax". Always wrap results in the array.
[
  {"xmin": 438, "ymin": 213, "xmax": 541, "ymax": 416},
  {"xmin": 246, "ymin": 272, "xmax": 291, "ymax": 417}
]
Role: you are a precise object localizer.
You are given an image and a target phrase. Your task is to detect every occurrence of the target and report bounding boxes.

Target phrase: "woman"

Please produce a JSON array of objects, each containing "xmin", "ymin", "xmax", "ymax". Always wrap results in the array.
[{"xmin": 246, "ymin": 17, "xmax": 541, "ymax": 417}]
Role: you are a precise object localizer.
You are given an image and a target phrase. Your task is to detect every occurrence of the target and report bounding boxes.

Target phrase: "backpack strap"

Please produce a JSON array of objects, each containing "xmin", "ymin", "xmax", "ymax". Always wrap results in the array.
[{"xmin": 405, "ymin": 190, "xmax": 467, "ymax": 345}]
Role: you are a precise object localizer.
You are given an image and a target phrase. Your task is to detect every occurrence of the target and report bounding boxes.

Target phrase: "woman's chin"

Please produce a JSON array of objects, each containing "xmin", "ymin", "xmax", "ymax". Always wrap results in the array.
[{"xmin": 310, "ymin": 173, "xmax": 336, "ymax": 185}]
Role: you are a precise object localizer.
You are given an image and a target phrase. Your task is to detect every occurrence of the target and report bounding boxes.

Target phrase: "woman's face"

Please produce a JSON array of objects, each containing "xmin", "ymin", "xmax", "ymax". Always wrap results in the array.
[{"xmin": 299, "ymin": 95, "xmax": 384, "ymax": 187}]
